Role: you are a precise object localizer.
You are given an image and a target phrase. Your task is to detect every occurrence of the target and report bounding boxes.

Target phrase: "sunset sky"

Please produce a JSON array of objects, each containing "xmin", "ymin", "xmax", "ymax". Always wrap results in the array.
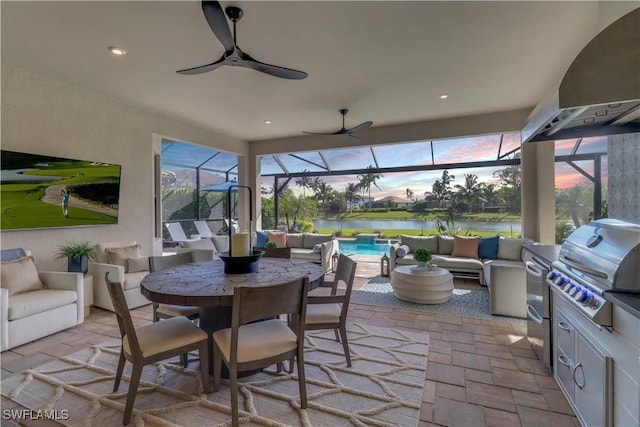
[{"xmin": 163, "ymin": 134, "xmax": 608, "ymax": 200}]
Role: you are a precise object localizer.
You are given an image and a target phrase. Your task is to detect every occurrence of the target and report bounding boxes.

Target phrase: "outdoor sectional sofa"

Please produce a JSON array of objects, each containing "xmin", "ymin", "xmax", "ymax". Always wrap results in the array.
[
  {"xmin": 390, "ymin": 235, "xmax": 533, "ymax": 318},
  {"xmin": 179, "ymin": 231, "xmax": 339, "ymax": 273}
]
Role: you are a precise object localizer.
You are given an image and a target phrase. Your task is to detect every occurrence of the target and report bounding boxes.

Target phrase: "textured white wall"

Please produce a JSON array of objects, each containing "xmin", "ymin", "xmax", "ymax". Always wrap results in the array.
[
  {"xmin": 1, "ymin": 65, "xmax": 247, "ymax": 270},
  {"xmin": 608, "ymin": 133, "xmax": 640, "ymax": 221}
]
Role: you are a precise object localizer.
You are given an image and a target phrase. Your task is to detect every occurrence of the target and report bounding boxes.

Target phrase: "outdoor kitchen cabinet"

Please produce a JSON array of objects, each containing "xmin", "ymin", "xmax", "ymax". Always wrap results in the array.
[{"xmin": 554, "ymin": 308, "xmax": 613, "ymax": 427}]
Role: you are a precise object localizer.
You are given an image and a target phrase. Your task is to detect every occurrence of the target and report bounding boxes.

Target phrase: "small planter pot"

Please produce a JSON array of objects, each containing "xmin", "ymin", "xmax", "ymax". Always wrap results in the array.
[{"xmin": 68, "ymin": 256, "xmax": 89, "ymax": 275}]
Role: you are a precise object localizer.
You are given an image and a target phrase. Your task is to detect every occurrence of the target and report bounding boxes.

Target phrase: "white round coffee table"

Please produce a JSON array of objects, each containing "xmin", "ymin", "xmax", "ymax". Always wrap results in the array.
[{"xmin": 390, "ymin": 265, "xmax": 454, "ymax": 304}]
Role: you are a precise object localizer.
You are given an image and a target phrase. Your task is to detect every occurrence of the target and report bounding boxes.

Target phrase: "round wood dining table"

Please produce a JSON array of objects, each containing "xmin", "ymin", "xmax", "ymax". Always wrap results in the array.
[{"xmin": 140, "ymin": 258, "xmax": 325, "ymax": 374}]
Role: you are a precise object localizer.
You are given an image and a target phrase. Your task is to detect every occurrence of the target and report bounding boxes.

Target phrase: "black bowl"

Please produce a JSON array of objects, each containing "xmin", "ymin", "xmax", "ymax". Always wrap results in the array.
[{"xmin": 218, "ymin": 250, "xmax": 265, "ymax": 274}]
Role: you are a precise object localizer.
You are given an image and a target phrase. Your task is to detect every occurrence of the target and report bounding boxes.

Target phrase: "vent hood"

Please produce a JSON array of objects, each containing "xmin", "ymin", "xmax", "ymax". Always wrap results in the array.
[{"xmin": 522, "ymin": 8, "xmax": 640, "ymax": 143}]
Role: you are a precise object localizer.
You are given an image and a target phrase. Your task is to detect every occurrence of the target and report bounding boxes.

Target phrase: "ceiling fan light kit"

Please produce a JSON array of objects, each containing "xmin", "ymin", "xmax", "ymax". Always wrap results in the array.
[
  {"xmin": 177, "ymin": 1, "xmax": 307, "ymax": 80},
  {"xmin": 303, "ymin": 108, "xmax": 373, "ymax": 139}
]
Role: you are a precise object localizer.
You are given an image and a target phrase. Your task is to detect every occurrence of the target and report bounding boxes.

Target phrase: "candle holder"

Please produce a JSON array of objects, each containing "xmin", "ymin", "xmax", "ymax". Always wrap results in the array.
[{"xmin": 220, "ymin": 184, "xmax": 264, "ymax": 274}]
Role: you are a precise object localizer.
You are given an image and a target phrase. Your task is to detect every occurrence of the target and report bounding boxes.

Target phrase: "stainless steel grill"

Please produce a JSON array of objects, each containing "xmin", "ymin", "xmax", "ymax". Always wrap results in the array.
[{"xmin": 547, "ymin": 218, "xmax": 640, "ymax": 326}]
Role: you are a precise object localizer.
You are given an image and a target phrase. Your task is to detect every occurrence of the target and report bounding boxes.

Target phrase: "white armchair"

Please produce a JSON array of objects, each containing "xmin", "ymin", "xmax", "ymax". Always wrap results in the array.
[
  {"xmin": 1, "ymin": 252, "xmax": 83, "ymax": 352},
  {"xmin": 88, "ymin": 241, "xmax": 151, "ymax": 312}
]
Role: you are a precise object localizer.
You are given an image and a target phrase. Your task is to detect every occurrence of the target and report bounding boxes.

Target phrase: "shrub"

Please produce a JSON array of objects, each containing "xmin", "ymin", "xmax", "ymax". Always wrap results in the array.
[{"xmin": 414, "ymin": 247, "xmax": 432, "ymax": 263}]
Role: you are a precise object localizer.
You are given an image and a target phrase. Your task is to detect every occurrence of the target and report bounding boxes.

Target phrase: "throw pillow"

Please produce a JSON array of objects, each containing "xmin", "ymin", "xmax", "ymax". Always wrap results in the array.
[
  {"xmin": 478, "ymin": 236, "xmax": 500, "ymax": 259},
  {"xmin": 498, "ymin": 238, "xmax": 529, "ymax": 261},
  {"xmin": 256, "ymin": 231, "xmax": 269, "ymax": 248},
  {"xmin": 400, "ymin": 235, "xmax": 438, "ymax": 254},
  {"xmin": 0, "ymin": 256, "xmax": 45, "ymax": 296},
  {"xmin": 105, "ymin": 244, "xmax": 142, "ymax": 273},
  {"xmin": 313, "ymin": 244, "xmax": 322, "ymax": 254},
  {"xmin": 181, "ymin": 238, "xmax": 216, "ymax": 251},
  {"xmin": 128, "ymin": 256, "xmax": 149, "ymax": 273},
  {"xmin": 395, "ymin": 244, "xmax": 411, "ymax": 258},
  {"xmin": 268, "ymin": 231, "xmax": 287, "ymax": 248},
  {"xmin": 437, "ymin": 235, "xmax": 455, "ymax": 255},
  {"xmin": 451, "ymin": 235, "xmax": 480, "ymax": 259}
]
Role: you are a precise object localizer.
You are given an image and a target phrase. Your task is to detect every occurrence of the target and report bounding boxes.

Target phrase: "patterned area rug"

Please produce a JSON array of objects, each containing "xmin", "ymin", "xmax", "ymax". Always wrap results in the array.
[
  {"xmin": 352, "ymin": 277, "xmax": 525, "ymax": 324},
  {"xmin": 1, "ymin": 323, "xmax": 429, "ymax": 427}
]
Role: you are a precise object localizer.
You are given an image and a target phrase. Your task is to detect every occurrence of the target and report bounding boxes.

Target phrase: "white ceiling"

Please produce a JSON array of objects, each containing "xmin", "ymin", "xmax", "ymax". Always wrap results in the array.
[{"xmin": 2, "ymin": 1, "xmax": 637, "ymax": 142}]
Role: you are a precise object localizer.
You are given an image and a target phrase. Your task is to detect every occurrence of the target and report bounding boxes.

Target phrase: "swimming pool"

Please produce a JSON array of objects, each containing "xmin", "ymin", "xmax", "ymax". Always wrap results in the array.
[{"xmin": 338, "ymin": 239, "xmax": 393, "ymax": 256}]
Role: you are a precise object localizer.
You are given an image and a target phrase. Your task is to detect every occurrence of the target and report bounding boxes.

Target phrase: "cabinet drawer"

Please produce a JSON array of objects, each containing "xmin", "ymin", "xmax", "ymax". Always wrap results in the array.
[{"xmin": 556, "ymin": 311, "xmax": 575, "ymax": 359}]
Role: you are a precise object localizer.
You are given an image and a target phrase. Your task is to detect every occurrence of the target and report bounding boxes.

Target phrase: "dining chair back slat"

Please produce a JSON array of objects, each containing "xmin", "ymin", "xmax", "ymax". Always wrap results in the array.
[
  {"xmin": 213, "ymin": 277, "xmax": 309, "ymax": 427},
  {"xmin": 305, "ymin": 254, "xmax": 357, "ymax": 366},
  {"xmin": 105, "ymin": 272, "xmax": 210, "ymax": 425},
  {"xmin": 149, "ymin": 252, "xmax": 194, "ymax": 273}
]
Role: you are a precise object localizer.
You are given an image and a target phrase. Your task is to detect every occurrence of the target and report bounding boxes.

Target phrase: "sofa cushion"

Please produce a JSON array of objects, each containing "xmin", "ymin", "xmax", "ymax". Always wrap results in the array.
[
  {"xmin": 290, "ymin": 248, "xmax": 321, "ymax": 261},
  {"xmin": 268, "ymin": 231, "xmax": 287, "ymax": 248},
  {"xmin": 95, "ymin": 241, "xmax": 138, "ymax": 263},
  {"xmin": 128, "ymin": 256, "xmax": 149, "ymax": 273},
  {"xmin": 482, "ymin": 259, "xmax": 523, "ymax": 286},
  {"xmin": 286, "ymin": 233, "xmax": 304, "ymax": 248},
  {"xmin": 256, "ymin": 231, "xmax": 269, "ymax": 247},
  {"xmin": 396, "ymin": 244, "xmax": 411, "ymax": 258},
  {"xmin": 123, "ymin": 271, "xmax": 148, "ymax": 291},
  {"xmin": 437, "ymin": 235, "xmax": 455, "ymax": 255},
  {"xmin": 212, "ymin": 236, "xmax": 229, "ymax": 252},
  {"xmin": 106, "ymin": 244, "xmax": 142, "ymax": 273},
  {"xmin": 431, "ymin": 255, "xmax": 484, "ymax": 271},
  {"xmin": 498, "ymin": 238, "xmax": 529, "ymax": 261},
  {"xmin": 8, "ymin": 289, "xmax": 77, "ymax": 321},
  {"xmin": 451, "ymin": 236, "xmax": 480, "ymax": 259},
  {"xmin": 478, "ymin": 236, "xmax": 500, "ymax": 259},
  {"xmin": 181, "ymin": 238, "xmax": 216, "ymax": 251},
  {"xmin": 400, "ymin": 235, "xmax": 438, "ymax": 254},
  {"xmin": 1, "ymin": 256, "xmax": 45, "ymax": 297},
  {"xmin": 303, "ymin": 233, "xmax": 334, "ymax": 249}
]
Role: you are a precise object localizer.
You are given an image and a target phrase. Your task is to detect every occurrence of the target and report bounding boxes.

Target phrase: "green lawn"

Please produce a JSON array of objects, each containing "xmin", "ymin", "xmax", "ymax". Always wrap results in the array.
[{"xmin": 1, "ymin": 163, "xmax": 119, "ymax": 230}]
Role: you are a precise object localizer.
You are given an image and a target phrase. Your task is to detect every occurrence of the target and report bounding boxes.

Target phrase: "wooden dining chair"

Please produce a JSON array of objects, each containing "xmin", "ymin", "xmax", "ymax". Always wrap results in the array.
[
  {"xmin": 212, "ymin": 277, "xmax": 309, "ymax": 427},
  {"xmin": 149, "ymin": 252, "xmax": 200, "ymax": 367},
  {"xmin": 149, "ymin": 253, "xmax": 200, "ymax": 321},
  {"xmin": 305, "ymin": 254, "xmax": 358, "ymax": 367},
  {"xmin": 105, "ymin": 273, "xmax": 210, "ymax": 426}
]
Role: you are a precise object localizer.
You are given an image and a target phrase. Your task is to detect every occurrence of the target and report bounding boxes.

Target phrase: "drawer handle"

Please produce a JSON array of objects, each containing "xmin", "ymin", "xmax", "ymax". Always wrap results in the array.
[
  {"xmin": 558, "ymin": 321, "xmax": 573, "ymax": 332},
  {"xmin": 573, "ymin": 362, "xmax": 585, "ymax": 389},
  {"xmin": 558, "ymin": 353, "xmax": 572, "ymax": 367}
]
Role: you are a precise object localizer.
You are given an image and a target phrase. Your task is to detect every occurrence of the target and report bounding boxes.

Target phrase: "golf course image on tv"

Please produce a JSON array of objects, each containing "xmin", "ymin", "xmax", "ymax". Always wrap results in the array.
[{"xmin": 1, "ymin": 150, "xmax": 121, "ymax": 230}]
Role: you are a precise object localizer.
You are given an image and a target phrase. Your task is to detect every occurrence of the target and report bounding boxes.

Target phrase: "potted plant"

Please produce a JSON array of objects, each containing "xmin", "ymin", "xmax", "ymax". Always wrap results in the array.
[
  {"xmin": 55, "ymin": 241, "xmax": 97, "ymax": 274},
  {"xmin": 413, "ymin": 247, "xmax": 432, "ymax": 270}
]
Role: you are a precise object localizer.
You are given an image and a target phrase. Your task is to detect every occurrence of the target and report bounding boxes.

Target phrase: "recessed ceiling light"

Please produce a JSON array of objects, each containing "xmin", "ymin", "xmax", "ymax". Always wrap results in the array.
[
  {"xmin": 439, "ymin": 94, "xmax": 448, "ymax": 99},
  {"xmin": 264, "ymin": 120, "xmax": 272, "ymax": 124},
  {"xmin": 107, "ymin": 46, "xmax": 126, "ymax": 56}
]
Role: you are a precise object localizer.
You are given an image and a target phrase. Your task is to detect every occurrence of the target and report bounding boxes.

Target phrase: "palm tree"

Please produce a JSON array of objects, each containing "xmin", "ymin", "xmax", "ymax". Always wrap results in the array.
[
  {"xmin": 406, "ymin": 188, "xmax": 415, "ymax": 202},
  {"xmin": 344, "ymin": 183, "xmax": 361, "ymax": 212},
  {"xmin": 454, "ymin": 173, "xmax": 482, "ymax": 212},
  {"xmin": 424, "ymin": 170, "xmax": 455, "ymax": 208},
  {"xmin": 357, "ymin": 165, "xmax": 383, "ymax": 208},
  {"xmin": 314, "ymin": 181, "xmax": 335, "ymax": 203},
  {"xmin": 294, "ymin": 170, "xmax": 313, "ymax": 197}
]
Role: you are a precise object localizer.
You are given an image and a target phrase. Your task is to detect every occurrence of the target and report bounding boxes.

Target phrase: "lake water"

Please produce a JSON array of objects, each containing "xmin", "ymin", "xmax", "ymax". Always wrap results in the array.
[
  {"xmin": 1, "ymin": 169, "xmax": 62, "ymax": 183},
  {"xmin": 315, "ymin": 219, "xmax": 521, "ymax": 234}
]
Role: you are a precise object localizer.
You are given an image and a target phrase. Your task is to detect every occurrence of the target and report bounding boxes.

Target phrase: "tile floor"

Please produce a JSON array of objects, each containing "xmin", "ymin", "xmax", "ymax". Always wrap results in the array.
[{"xmin": 1, "ymin": 256, "xmax": 579, "ymax": 427}]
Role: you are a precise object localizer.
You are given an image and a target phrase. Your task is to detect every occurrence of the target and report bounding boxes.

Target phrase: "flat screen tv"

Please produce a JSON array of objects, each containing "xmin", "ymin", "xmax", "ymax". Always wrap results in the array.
[{"xmin": 1, "ymin": 150, "xmax": 121, "ymax": 230}]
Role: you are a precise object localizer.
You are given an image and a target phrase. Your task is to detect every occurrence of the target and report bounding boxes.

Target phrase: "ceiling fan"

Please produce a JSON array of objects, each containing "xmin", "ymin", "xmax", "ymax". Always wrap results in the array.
[
  {"xmin": 303, "ymin": 109, "xmax": 373, "ymax": 139},
  {"xmin": 177, "ymin": 1, "xmax": 308, "ymax": 80}
]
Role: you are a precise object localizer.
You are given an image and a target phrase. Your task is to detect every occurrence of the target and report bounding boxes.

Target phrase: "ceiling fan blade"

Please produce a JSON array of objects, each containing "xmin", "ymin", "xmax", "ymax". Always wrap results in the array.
[
  {"xmin": 345, "ymin": 121, "xmax": 373, "ymax": 134},
  {"xmin": 202, "ymin": 1, "xmax": 234, "ymax": 53},
  {"xmin": 244, "ymin": 57, "xmax": 308, "ymax": 80},
  {"xmin": 177, "ymin": 54, "xmax": 228, "ymax": 75},
  {"xmin": 302, "ymin": 131, "xmax": 336, "ymax": 135}
]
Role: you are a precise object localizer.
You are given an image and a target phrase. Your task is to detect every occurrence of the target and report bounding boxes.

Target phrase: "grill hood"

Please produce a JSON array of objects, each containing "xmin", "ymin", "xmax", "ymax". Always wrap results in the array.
[{"xmin": 522, "ymin": 8, "xmax": 640, "ymax": 143}]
